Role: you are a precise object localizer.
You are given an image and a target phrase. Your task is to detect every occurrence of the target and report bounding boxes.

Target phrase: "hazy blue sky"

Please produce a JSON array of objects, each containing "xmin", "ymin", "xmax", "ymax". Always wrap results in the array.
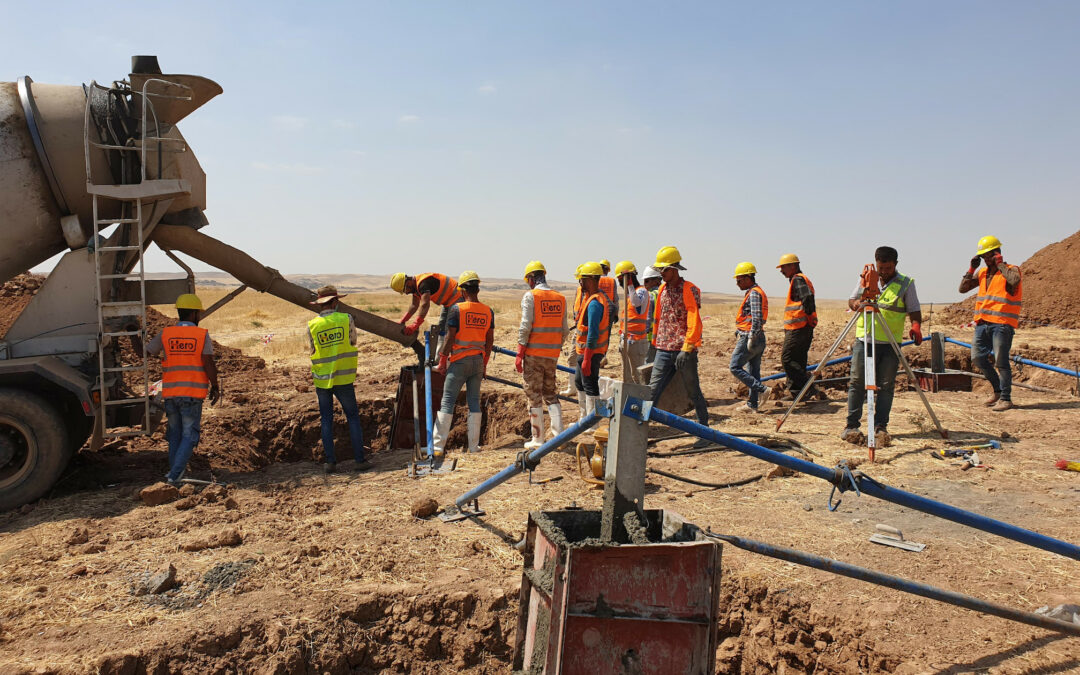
[{"xmin": 6, "ymin": 1, "xmax": 1078, "ymax": 301}]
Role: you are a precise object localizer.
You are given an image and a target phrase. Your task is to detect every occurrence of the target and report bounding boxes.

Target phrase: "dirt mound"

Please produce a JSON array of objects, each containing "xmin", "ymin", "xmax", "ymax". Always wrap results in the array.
[
  {"xmin": 0, "ymin": 273, "xmax": 45, "ymax": 338},
  {"xmin": 939, "ymin": 230, "xmax": 1080, "ymax": 328}
]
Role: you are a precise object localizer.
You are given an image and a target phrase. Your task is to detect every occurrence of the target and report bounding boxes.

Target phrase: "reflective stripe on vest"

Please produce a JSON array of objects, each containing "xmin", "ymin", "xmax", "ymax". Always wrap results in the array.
[
  {"xmin": 524, "ymin": 289, "xmax": 565, "ymax": 359},
  {"xmin": 621, "ymin": 287, "xmax": 649, "ymax": 342},
  {"xmin": 576, "ymin": 293, "xmax": 611, "ymax": 356},
  {"xmin": 975, "ymin": 267, "xmax": 1022, "ymax": 328},
  {"xmin": 308, "ymin": 312, "xmax": 358, "ymax": 389},
  {"xmin": 416, "ymin": 273, "xmax": 463, "ymax": 307},
  {"xmin": 451, "ymin": 301, "xmax": 492, "ymax": 363},
  {"xmin": 735, "ymin": 286, "xmax": 769, "ymax": 332},
  {"xmin": 856, "ymin": 274, "xmax": 911, "ymax": 341},
  {"xmin": 784, "ymin": 273, "xmax": 816, "ymax": 330},
  {"xmin": 161, "ymin": 325, "xmax": 210, "ymax": 398}
]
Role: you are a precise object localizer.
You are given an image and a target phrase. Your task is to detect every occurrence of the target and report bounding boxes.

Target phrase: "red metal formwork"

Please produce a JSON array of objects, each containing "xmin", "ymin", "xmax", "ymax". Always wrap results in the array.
[{"xmin": 513, "ymin": 509, "xmax": 721, "ymax": 674}]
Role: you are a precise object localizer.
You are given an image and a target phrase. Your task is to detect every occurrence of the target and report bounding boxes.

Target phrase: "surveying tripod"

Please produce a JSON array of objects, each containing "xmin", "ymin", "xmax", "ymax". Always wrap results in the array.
[{"xmin": 776, "ymin": 265, "xmax": 947, "ymax": 461}]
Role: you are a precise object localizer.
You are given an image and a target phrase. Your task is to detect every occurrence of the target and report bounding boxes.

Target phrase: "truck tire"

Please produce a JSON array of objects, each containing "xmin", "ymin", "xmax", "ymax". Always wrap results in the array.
[{"xmin": 0, "ymin": 388, "xmax": 71, "ymax": 511}]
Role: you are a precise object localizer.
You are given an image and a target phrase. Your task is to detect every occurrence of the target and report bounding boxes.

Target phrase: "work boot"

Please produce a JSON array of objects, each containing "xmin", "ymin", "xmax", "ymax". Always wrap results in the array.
[
  {"xmin": 467, "ymin": 412, "xmax": 482, "ymax": 453},
  {"xmin": 561, "ymin": 361, "xmax": 578, "ymax": 396},
  {"xmin": 984, "ymin": 392, "xmax": 1000, "ymax": 407},
  {"xmin": 840, "ymin": 428, "xmax": 864, "ymax": 445},
  {"xmin": 874, "ymin": 428, "xmax": 892, "ymax": 448},
  {"xmin": 585, "ymin": 395, "xmax": 599, "ymax": 416},
  {"xmin": 735, "ymin": 402, "xmax": 759, "ymax": 414},
  {"xmin": 352, "ymin": 459, "xmax": 373, "ymax": 473},
  {"xmin": 548, "ymin": 403, "xmax": 563, "ymax": 437},
  {"xmin": 992, "ymin": 399, "xmax": 1014, "ymax": 412},
  {"xmin": 432, "ymin": 411, "xmax": 453, "ymax": 458},
  {"xmin": 759, "ymin": 385, "xmax": 774, "ymax": 405},
  {"xmin": 525, "ymin": 407, "xmax": 544, "ymax": 450},
  {"xmin": 577, "ymin": 392, "xmax": 587, "ymax": 418},
  {"xmin": 323, "ymin": 462, "xmax": 337, "ymax": 474}
]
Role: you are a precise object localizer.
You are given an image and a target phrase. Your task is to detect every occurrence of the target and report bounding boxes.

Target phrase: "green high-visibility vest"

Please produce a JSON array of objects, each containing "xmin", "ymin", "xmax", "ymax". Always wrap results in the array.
[
  {"xmin": 308, "ymin": 312, "xmax": 358, "ymax": 389},
  {"xmin": 856, "ymin": 273, "xmax": 912, "ymax": 343}
]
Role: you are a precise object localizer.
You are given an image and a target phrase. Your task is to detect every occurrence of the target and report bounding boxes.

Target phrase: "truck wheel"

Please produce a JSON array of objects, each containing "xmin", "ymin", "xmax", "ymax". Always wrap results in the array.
[{"xmin": 0, "ymin": 389, "xmax": 71, "ymax": 511}]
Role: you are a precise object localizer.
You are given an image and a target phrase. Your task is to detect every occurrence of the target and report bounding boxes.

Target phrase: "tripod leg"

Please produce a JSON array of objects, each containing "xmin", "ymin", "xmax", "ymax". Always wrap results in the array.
[
  {"xmin": 775, "ymin": 310, "xmax": 862, "ymax": 431},
  {"xmin": 865, "ymin": 309, "xmax": 877, "ymax": 462},
  {"xmin": 882, "ymin": 322, "xmax": 948, "ymax": 439}
]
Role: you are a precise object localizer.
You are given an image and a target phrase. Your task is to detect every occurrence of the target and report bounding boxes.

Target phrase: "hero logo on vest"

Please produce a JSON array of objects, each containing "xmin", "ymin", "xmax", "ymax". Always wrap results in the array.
[
  {"xmin": 317, "ymin": 327, "xmax": 345, "ymax": 347},
  {"xmin": 539, "ymin": 300, "xmax": 562, "ymax": 316},
  {"xmin": 464, "ymin": 311, "xmax": 488, "ymax": 328},
  {"xmin": 167, "ymin": 337, "xmax": 198, "ymax": 353}
]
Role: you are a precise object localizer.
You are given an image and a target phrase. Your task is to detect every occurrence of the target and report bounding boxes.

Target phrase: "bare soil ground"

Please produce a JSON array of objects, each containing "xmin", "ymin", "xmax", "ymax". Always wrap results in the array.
[{"xmin": 2, "ymin": 286, "xmax": 1079, "ymax": 674}]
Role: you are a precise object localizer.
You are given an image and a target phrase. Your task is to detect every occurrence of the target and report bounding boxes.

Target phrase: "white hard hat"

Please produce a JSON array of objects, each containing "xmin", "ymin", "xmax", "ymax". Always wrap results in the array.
[{"xmin": 643, "ymin": 265, "xmax": 662, "ymax": 281}]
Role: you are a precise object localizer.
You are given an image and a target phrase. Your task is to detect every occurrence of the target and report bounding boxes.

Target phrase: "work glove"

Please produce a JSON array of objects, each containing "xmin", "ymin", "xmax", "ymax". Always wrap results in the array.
[
  {"xmin": 808, "ymin": 316, "xmax": 818, "ymax": 329},
  {"xmin": 910, "ymin": 321, "xmax": 923, "ymax": 346},
  {"xmin": 515, "ymin": 344, "xmax": 526, "ymax": 373},
  {"xmin": 675, "ymin": 349, "xmax": 692, "ymax": 370},
  {"xmin": 968, "ymin": 256, "xmax": 981, "ymax": 274},
  {"xmin": 209, "ymin": 384, "xmax": 222, "ymax": 406},
  {"xmin": 581, "ymin": 348, "xmax": 596, "ymax": 376},
  {"xmin": 435, "ymin": 354, "xmax": 449, "ymax": 375},
  {"xmin": 402, "ymin": 320, "xmax": 423, "ymax": 336}
]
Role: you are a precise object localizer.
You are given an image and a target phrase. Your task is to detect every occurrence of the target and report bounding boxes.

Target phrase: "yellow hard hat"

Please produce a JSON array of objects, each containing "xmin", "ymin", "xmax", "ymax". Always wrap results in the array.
[
  {"xmin": 390, "ymin": 272, "xmax": 407, "ymax": 294},
  {"xmin": 654, "ymin": 246, "xmax": 686, "ymax": 270},
  {"xmin": 458, "ymin": 270, "xmax": 480, "ymax": 285},
  {"xmin": 579, "ymin": 261, "xmax": 603, "ymax": 277},
  {"xmin": 175, "ymin": 293, "xmax": 203, "ymax": 310},
  {"xmin": 523, "ymin": 260, "xmax": 546, "ymax": 281},
  {"xmin": 614, "ymin": 260, "xmax": 636, "ymax": 276},
  {"xmin": 976, "ymin": 235, "xmax": 1002, "ymax": 256},
  {"xmin": 776, "ymin": 253, "xmax": 800, "ymax": 268},
  {"xmin": 733, "ymin": 262, "xmax": 757, "ymax": 278},
  {"xmin": 599, "ymin": 259, "xmax": 611, "ymax": 271}
]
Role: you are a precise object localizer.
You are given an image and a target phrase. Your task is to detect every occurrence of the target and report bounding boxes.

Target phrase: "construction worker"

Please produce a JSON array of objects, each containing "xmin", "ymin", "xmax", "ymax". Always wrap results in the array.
[
  {"xmin": 648, "ymin": 247, "xmax": 711, "ymax": 447},
  {"xmin": 642, "ymin": 265, "xmax": 662, "ymax": 364},
  {"xmin": 597, "ymin": 260, "xmax": 619, "ymax": 369},
  {"xmin": 843, "ymin": 246, "xmax": 923, "ymax": 446},
  {"xmin": 515, "ymin": 261, "xmax": 568, "ymax": 449},
  {"xmin": 560, "ymin": 264, "xmax": 586, "ymax": 396},
  {"xmin": 144, "ymin": 294, "xmax": 220, "ymax": 485},
  {"xmin": 960, "ymin": 235, "xmax": 1022, "ymax": 412},
  {"xmin": 433, "ymin": 271, "xmax": 493, "ymax": 456},
  {"xmin": 574, "ymin": 262, "xmax": 610, "ymax": 414},
  {"xmin": 777, "ymin": 254, "xmax": 818, "ymax": 399},
  {"xmin": 730, "ymin": 263, "xmax": 773, "ymax": 412},
  {"xmin": 390, "ymin": 273, "xmax": 463, "ymax": 357},
  {"xmin": 306, "ymin": 286, "xmax": 370, "ymax": 473},
  {"xmin": 615, "ymin": 260, "xmax": 651, "ymax": 383}
]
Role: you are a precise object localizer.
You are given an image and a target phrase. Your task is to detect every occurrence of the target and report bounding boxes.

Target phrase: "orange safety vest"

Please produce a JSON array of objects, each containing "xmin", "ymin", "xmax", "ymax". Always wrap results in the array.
[
  {"xmin": 575, "ymin": 293, "xmax": 611, "ymax": 356},
  {"xmin": 524, "ymin": 289, "xmax": 565, "ymax": 359},
  {"xmin": 783, "ymin": 273, "xmax": 816, "ymax": 331},
  {"xmin": 621, "ymin": 287, "xmax": 648, "ymax": 342},
  {"xmin": 599, "ymin": 277, "xmax": 616, "ymax": 307},
  {"xmin": 652, "ymin": 280, "xmax": 703, "ymax": 349},
  {"xmin": 450, "ymin": 301, "xmax": 492, "ymax": 363},
  {"xmin": 415, "ymin": 273, "xmax": 463, "ymax": 307},
  {"xmin": 975, "ymin": 266, "xmax": 1022, "ymax": 328},
  {"xmin": 735, "ymin": 286, "xmax": 768, "ymax": 332},
  {"xmin": 161, "ymin": 325, "xmax": 210, "ymax": 399}
]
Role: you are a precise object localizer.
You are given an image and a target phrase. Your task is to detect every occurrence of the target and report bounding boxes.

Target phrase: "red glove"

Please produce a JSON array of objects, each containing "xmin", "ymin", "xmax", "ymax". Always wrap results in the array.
[
  {"xmin": 515, "ymin": 344, "xmax": 526, "ymax": 373},
  {"xmin": 581, "ymin": 348, "xmax": 596, "ymax": 376},
  {"xmin": 435, "ymin": 353, "xmax": 448, "ymax": 374},
  {"xmin": 402, "ymin": 320, "xmax": 423, "ymax": 336},
  {"xmin": 398, "ymin": 312, "xmax": 411, "ymax": 325},
  {"xmin": 910, "ymin": 321, "xmax": 923, "ymax": 346}
]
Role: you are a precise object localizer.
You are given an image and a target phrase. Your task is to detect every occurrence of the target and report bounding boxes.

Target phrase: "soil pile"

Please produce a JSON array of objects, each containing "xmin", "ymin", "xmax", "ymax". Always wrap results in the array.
[
  {"xmin": 0, "ymin": 272, "xmax": 45, "ymax": 338},
  {"xmin": 939, "ymin": 229, "xmax": 1080, "ymax": 328}
]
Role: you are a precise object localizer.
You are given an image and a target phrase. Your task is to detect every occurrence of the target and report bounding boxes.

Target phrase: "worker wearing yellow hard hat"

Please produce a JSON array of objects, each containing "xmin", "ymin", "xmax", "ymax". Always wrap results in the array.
[
  {"xmin": 432, "ymin": 271, "xmax": 493, "ymax": 457},
  {"xmin": 144, "ymin": 293, "xmax": 220, "ymax": 485},
  {"xmin": 391, "ymin": 272, "xmax": 465, "ymax": 360},
  {"xmin": 960, "ymin": 235, "xmax": 1022, "ymax": 412},
  {"xmin": 561, "ymin": 264, "xmax": 588, "ymax": 397},
  {"xmin": 517, "ymin": 261, "xmax": 568, "ymax": 449},
  {"xmin": 731, "ymin": 262, "xmax": 773, "ymax": 413},
  {"xmin": 647, "ymin": 247, "xmax": 711, "ymax": 445},
  {"xmin": 597, "ymin": 259, "xmax": 619, "ymax": 366},
  {"xmin": 572, "ymin": 262, "xmax": 610, "ymax": 417},
  {"xmin": 614, "ymin": 261, "xmax": 651, "ymax": 384},
  {"xmin": 777, "ymin": 254, "xmax": 819, "ymax": 401}
]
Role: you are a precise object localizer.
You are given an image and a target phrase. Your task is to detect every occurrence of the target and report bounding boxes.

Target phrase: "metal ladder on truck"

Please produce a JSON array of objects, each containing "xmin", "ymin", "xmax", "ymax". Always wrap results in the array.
[{"xmin": 84, "ymin": 78, "xmax": 193, "ymax": 438}]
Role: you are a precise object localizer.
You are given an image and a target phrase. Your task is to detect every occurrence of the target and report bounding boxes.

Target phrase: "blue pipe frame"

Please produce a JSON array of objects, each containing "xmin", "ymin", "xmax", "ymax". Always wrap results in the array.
[
  {"xmin": 944, "ymin": 337, "xmax": 1080, "ymax": 379},
  {"xmin": 625, "ymin": 398, "xmax": 1080, "ymax": 562},
  {"xmin": 424, "ymin": 331, "xmax": 434, "ymax": 460},
  {"xmin": 493, "ymin": 345, "xmax": 577, "ymax": 375},
  {"xmin": 760, "ymin": 340, "xmax": 915, "ymax": 383}
]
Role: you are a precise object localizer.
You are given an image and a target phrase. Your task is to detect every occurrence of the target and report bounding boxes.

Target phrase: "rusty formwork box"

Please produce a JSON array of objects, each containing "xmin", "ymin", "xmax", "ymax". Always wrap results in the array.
[
  {"xmin": 513, "ymin": 509, "xmax": 721, "ymax": 674},
  {"xmin": 912, "ymin": 369, "xmax": 973, "ymax": 393}
]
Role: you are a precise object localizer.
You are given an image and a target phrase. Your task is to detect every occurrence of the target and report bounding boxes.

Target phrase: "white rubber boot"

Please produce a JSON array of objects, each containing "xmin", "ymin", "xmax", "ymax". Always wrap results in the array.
[
  {"xmin": 585, "ymin": 395, "xmax": 599, "ymax": 416},
  {"xmin": 432, "ymin": 411, "xmax": 453, "ymax": 458},
  {"xmin": 525, "ymin": 407, "xmax": 544, "ymax": 450},
  {"xmin": 577, "ymin": 392, "xmax": 587, "ymax": 418},
  {"xmin": 467, "ymin": 412, "xmax": 482, "ymax": 453},
  {"xmin": 560, "ymin": 354, "xmax": 578, "ymax": 396},
  {"xmin": 548, "ymin": 403, "xmax": 563, "ymax": 437}
]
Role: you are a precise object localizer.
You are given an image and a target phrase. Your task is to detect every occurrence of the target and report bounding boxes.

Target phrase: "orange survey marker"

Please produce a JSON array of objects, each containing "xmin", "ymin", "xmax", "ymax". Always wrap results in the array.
[{"xmin": 1056, "ymin": 459, "xmax": 1080, "ymax": 472}]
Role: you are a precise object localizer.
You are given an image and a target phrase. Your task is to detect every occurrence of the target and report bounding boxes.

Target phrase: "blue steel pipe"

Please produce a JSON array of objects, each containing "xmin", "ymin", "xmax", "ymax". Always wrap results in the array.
[
  {"xmin": 424, "ymin": 331, "xmax": 434, "ymax": 460},
  {"xmin": 628, "ymin": 399, "xmax": 1080, "ymax": 562},
  {"xmin": 945, "ymin": 337, "xmax": 1080, "ymax": 378},
  {"xmin": 709, "ymin": 533, "xmax": 1080, "ymax": 637},
  {"xmin": 760, "ymin": 340, "xmax": 915, "ymax": 383},
  {"xmin": 493, "ymin": 345, "xmax": 576, "ymax": 375},
  {"xmin": 454, "ymin": 411, "xmax": 601, "ymax": 509}
]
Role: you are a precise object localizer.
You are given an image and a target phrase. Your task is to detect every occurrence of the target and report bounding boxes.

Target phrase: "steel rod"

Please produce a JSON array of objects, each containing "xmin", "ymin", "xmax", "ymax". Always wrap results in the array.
[
  {"xmin": 492, "ymin": 345, "xmax": 576, "ymax": 374},
  {"xmin": 944, "ymin": 337, "xmax": 1080, "ymax": 378},
  {"xmin": 628, "ymin": 400, "xmax": 1080, "ymax": 561},
  {"xmin": 709, "ymin": 533, "xmax": 1080, "ymax": 636},
  {"xmin": 425, "ymin": 331, "xmax": 434, "ymax": 460}
]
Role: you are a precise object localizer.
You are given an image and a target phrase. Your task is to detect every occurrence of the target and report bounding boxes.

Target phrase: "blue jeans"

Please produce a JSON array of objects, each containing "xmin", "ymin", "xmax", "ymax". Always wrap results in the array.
[
  {"xmin": 441, "ymin": 355, "xmax": 483, "ymax": 413},
  {"xmin": 729, "ymin": 332, "xmax": 767, "ymax": 408},
  {"xmin": 164, "ymin": 396, "xmax": 203, "ymax": 482},
  {"xmin": 973, "ymin": 322, "xmax": 1014, "ymax": 401},
  {"xmin": 316, "ymin": 384, "xmax": 365, "ymax": 463},
  {"xmin": 846, "ymin": 339, "xmax": 900, "ymax": 430},
  {"xmin": 648, "ymin": 349, "xmax": 710, "ymax": 426}
]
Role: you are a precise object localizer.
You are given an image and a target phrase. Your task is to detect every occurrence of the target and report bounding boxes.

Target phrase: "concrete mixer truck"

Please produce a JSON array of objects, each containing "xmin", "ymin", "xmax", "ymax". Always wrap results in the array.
[{"xmin": 0, "ymin": 56, "xmax": 418, "ymax": 510}]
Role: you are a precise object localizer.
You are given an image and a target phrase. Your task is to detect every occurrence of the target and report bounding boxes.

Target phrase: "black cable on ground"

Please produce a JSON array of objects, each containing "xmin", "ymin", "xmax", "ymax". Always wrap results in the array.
[{"xmin": 647, "ymin": 467, "xmax": 764, "ymax": 490}]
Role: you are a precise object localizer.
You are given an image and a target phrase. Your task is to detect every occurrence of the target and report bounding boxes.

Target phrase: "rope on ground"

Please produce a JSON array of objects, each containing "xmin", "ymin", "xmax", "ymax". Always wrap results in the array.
[{"xmin": 647, "ymin": 467, "xmax": 763, "ymax": 490}]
